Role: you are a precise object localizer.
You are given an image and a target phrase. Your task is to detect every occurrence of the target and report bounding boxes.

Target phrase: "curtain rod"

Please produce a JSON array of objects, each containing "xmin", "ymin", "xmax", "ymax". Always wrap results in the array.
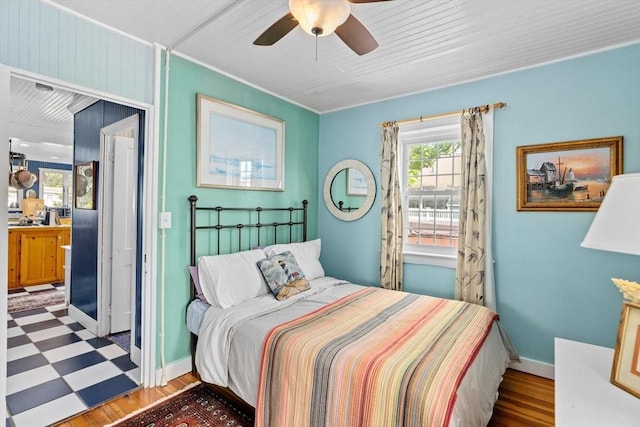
[{"xmin": 381, "ymin": 102, "xmax": 507, "ymax": 127}]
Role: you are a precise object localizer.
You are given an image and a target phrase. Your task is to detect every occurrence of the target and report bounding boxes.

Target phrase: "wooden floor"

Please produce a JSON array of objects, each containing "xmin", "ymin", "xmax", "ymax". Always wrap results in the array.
[
  {"xmin": 489, "ymin": 369, "xmax": 555, "ymax": 427},
  {"xmin": 56, "ymin": 368, "xmax": 554, "ymax": 426}
]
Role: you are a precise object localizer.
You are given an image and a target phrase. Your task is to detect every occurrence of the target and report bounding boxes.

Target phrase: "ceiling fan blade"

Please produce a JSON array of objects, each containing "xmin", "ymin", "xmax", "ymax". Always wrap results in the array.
[
  {"xmin": 254, "ymin": 12, "xmax": 298, "ymax": 46},
  {"xmin": 334, "ymin": 14, "xmax": 378, "ymax": 55}
]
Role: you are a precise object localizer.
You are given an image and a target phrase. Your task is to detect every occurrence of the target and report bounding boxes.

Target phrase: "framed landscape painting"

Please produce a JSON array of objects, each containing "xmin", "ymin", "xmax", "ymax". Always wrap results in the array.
[
  {"xmin": 516, "ymin": 136, "xmax": 623, "ymax": 211},
  {"xmin": 196, "ymin": 94, "xmax": 285, "ymax": 191}
]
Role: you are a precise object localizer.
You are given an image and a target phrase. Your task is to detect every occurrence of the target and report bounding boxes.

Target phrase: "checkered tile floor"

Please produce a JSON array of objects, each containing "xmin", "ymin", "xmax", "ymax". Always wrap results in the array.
[
  {"xmin": 7, "ymin": 283, "xmax": 65, "ymax": 299},
  {"xmin": 6, "ymin": 300, "xmax": 139, "ymax": 427}
]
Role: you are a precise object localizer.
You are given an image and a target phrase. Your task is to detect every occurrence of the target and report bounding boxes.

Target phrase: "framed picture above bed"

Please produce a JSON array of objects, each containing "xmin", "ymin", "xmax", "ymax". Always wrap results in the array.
[
  {"xmin": 196, "ymin": 94, "xmax": 285, "ymax": 191},
  {"xmin": 516, "ymin": 136, "xmax": 623, "ymax": 212}
]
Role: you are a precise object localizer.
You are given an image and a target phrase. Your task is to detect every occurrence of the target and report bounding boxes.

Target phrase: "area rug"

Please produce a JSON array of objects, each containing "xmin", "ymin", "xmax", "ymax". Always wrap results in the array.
[
  {"xmin": 108, "ymin": 331, "xmax": 131, "ymax": 353},
  {"xmin": 108, "ymin": 383, "xmax": 254, "ymax": 427},
  {"xmin": 7, "ymin": 288, "xmax": 65, "ymax": 313}
]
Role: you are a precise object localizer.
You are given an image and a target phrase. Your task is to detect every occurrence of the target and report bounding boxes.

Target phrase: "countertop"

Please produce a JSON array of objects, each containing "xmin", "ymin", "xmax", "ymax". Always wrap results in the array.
[{"xmin": 7, "ymin": 224, "xmax": 71, "ymax": 230}]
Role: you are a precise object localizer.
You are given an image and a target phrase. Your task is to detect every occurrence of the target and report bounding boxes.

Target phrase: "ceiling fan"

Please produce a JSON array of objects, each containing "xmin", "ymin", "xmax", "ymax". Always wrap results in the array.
[{"xmin": 254, "ymin": 0, "xmax": 392, "ymax": 56}]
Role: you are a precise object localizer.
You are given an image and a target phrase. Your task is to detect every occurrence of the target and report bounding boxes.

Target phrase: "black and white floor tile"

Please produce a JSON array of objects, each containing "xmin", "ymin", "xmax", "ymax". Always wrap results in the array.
[
  {"xmin": 6, "ymin": 299, "xmax": 139, "ymax": 427},
  {"xmin": 7, "ymin": 283, "xmax": 65, "ymax": 298}
]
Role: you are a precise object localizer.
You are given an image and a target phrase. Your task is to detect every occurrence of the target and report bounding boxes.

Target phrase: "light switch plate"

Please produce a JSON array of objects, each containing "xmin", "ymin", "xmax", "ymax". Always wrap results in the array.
[{"xmin": 159, "ymin": 212, "xmax": 172, "ymax": 229}]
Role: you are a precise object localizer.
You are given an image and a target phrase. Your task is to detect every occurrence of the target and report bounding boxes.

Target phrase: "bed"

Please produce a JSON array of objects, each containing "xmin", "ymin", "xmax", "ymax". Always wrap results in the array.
[{"xmin": 187, "ymin": 196, "xmax": 511, "ymax": 427}]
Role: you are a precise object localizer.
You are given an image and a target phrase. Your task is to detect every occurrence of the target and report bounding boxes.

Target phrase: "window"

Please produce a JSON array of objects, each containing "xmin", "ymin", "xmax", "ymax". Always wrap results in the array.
[
  {"xmin": 8, "ymin": 187, "xmax": 21, "ymax": 210},
  {"xmin": 399, "ymin": 115, "xmax": 461, "ymax": 268},
  {"xmin": 39, "ymin": 168, "xmax": 72, "ymax": 208}
]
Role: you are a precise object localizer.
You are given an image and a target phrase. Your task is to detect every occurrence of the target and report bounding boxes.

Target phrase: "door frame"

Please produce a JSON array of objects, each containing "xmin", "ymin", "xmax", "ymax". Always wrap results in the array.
[
  {"xmin": 0, "ymin": 66, "xmax": 159, "ymax": 412},
  {"xmin": 98, "ymin": 115, "xmax": 140, "ymax": 364},
  {"xmin": 1, "ymin": 63, "xmax": 11, "ymax": 425}
]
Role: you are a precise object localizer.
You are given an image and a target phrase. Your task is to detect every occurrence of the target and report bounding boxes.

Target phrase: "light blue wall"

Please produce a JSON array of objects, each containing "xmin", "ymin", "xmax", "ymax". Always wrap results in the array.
[
  {"xmin": 158, "ymin": 54, "xmax": 320, "ymax": 364},
  {"xmin": 0, "ymin": 0, "xmax": 153, "ymax": 104},
  {"xmin": 318, "ymin": 44, "xmax": 640, "ymax": 364}
]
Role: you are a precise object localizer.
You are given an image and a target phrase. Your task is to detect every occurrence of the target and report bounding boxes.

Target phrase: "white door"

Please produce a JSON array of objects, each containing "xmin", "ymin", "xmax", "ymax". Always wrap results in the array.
[
  {"xmin": 98, "ymin": 116, "xmax": 138, "ymax": 342},
  {"xmin": 109, "ymin": 135, "xmax": 137, "ymax": 333}
]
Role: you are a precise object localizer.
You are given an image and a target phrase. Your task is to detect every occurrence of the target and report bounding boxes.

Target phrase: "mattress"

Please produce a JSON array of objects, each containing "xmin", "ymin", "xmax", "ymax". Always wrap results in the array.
[{"xmin": 190, "ymin": 277, "xmax": 510, "ymax": 426}]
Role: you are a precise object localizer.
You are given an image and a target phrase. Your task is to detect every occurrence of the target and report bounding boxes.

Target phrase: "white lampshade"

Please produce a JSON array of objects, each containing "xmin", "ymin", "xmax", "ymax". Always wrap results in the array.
[
  {"xmin": 289, "ymin": 0, "xmax": 350, "ymax": 37},
  {"xmin": 581, "ymin": 173, "xmax": 640, "ymax": 255}
]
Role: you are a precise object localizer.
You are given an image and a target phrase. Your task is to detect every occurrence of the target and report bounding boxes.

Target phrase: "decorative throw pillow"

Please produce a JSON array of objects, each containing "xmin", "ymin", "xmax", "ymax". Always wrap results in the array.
[
  {"xmin": 257, "ymin": 251, "xmax": 310, "ymax": 301},
  {"xmin": 263, "ymin": 238, "xmax": 325, "ymax": 280}
]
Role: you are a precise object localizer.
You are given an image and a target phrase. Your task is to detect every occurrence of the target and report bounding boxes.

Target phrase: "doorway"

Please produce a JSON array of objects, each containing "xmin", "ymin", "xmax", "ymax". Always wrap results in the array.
[
  {"xmin": 98, "ymin": 115, "xmax": 140, "ymax": 366},
  {"xmin": 2, "ymin": 69, "xmax": 156, "ymax": 426}
]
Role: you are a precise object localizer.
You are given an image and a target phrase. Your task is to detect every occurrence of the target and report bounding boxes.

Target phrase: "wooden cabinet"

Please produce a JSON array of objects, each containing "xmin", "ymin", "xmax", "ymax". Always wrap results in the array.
[
  {"xmin": 7, "ymin": 226, "xmax": 71, "ymax": 289},
  {"xmin": 7, "ymin": 230, "xmax": 20, "ymax": 287}
]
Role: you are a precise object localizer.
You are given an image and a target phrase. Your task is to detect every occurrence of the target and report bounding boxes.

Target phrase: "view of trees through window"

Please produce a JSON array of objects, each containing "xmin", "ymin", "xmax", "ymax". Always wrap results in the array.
[
  {"xmin": 40, "ymin": 168, "xmax": 72, "ymax": 208},
  {"xmin": 404, "ymin": 140, "xmax": 462, "ymax": 248}
]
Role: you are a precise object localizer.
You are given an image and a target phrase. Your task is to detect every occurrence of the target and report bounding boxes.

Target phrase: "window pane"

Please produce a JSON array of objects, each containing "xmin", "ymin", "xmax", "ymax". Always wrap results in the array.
[
  {"xmin": 42, "ymin": 171, "xmax": 65, "ymax": 207},
  {"xmin": 8, "ymin": 187, "xmax": 20, "ymax": 209},
  {"xmin": 402, "ymin": 129, "xmax": 461, "ymax": 252},
  {"xmin": 39, "ymin": 168, "xmax": 72, "ymax": 208}
]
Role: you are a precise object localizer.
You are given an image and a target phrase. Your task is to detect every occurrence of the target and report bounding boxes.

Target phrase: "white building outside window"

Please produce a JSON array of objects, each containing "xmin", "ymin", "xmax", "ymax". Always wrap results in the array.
[{"xmin": 399, "ymin": 115, "xmax": 461, "ymax": 268}]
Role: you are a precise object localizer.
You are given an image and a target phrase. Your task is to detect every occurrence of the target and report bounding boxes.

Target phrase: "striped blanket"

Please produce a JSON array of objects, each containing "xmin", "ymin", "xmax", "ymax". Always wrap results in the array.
[{"xmin": 255, "ymin": 287, "xmax": 498, "ymax": 427}]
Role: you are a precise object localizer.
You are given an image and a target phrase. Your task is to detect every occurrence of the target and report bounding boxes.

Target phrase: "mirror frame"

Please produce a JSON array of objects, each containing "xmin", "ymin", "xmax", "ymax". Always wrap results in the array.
[{"xmin": 323, "ymin": 159, "xmax": 376, "ymax": 221}]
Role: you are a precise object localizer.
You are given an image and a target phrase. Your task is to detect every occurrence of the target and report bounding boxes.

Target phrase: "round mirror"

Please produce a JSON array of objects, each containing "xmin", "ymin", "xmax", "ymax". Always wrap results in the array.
[{"xmin": 323, "ymin": 159, "xmax": 376, "ymax": 221}]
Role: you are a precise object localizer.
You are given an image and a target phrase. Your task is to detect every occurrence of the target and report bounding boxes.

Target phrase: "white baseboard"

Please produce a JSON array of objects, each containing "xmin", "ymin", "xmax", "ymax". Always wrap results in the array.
[
  {"xmin": 509, "ymin": 356, "xmax": 555, "ymax": 380},
  {"xmin": 67, "ymin": 304, "xmax": 98, "ymax": 335},
  {"xmin": 154, "ymin": 357, "xmax": 193, "ymax": 386},
  {"xmin": 130, "ymin": 344, "xmax": 141, "ymax": 366}
]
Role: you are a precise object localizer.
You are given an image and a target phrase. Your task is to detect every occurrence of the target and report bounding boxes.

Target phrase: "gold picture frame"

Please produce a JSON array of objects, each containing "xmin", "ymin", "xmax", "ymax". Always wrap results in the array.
[
  {"xmin": 516, "ymin": 136, "xmax": 623, "ymax": 211},
  {"xmin": 611, "ymin": 301, "xmax": 640, "ymax": 399},
  {"xmin": 74, "ymin": 161, "xmax": 96, "ymax": 210}
]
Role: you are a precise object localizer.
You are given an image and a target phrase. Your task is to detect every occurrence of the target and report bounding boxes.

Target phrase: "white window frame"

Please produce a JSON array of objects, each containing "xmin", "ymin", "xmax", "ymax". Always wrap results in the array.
[
  {"xmin": 8, "ymin": 186, "xmax": 22, "ymax": 209},
  {"xmin": 39, "ymin": 167, "xmax": 72, "ymax": 208},
  {"xmin": 399, "ymin": 115, "xmax": 461, "ymax": 269}
]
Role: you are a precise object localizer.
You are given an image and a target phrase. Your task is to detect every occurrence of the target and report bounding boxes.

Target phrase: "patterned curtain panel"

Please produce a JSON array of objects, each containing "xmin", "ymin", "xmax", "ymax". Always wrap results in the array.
[
  {"xmin": 455, "ymin": 110, "xmax": 487, "ymax": 305},
  {"xmin": 380, "ymin": 124, "xmax": 403, "ymax": 291}
]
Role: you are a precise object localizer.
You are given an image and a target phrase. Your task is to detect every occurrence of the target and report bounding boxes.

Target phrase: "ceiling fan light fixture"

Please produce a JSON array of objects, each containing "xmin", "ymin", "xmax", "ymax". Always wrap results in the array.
[{"xmin": 289, "ymin": 0, "xmax": 351, "ymax": 37}]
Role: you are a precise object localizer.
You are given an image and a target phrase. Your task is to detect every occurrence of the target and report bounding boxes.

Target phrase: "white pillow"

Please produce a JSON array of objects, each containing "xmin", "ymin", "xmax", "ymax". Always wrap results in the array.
[
  {"xmin": 263, "ymin": 239, "xmax": 325, "ymax": 280},
  {"xmin": 197, "ymin": 249, "xmax": 269, "ymax": 308}
]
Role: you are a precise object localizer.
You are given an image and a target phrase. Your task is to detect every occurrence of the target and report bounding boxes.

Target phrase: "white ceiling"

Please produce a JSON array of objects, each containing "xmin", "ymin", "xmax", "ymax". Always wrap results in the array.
[
  {"xmin": 9, "ymin": 77, "xmax": 79, "ymax": 164},
  {"xmin": 10, "ymin": 0, "xmax": 640, "ymax": 164},
  {"xmin": 51, "ymin": 0, "xmax": 640, "ymax": 113}
]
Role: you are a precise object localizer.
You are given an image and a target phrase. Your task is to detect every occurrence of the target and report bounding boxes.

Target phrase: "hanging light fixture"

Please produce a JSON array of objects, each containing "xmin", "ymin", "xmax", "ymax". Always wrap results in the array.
[{"xmin": 289, "ymin": 0, "xmax": 351, "ymax": 37}]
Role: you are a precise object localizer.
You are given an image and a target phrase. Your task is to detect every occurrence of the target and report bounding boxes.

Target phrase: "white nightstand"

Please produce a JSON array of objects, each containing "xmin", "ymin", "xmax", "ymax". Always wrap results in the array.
[{"xmin": 555, "ymin": 337, "xmax": 640, "ymax": 426}]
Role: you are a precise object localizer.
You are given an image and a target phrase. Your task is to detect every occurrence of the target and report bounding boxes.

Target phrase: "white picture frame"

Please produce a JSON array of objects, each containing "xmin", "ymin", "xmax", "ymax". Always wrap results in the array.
[
  {"xmin": 347, "ymin": 167, "xmax": 367, "ymax": 196},
  {"xmin": 196, "ymin": 94, "xmax": 285, "ymax": 191}
]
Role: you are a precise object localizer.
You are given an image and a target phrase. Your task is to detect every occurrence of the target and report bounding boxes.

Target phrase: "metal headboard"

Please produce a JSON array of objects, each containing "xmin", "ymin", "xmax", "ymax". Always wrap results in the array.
[{"xmin": 188, "ymin": 195, "xmax": 308, "ymax": 298}]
